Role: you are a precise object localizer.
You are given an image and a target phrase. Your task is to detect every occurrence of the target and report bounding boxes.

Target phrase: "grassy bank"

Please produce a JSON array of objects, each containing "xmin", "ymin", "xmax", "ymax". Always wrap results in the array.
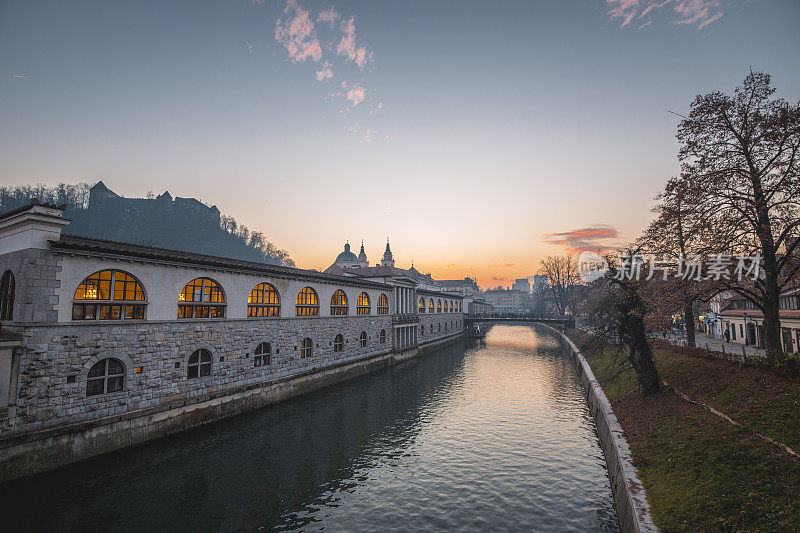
[{"xmin": 571, "ymin": 333, "xmax": 800, "ymax": 531}]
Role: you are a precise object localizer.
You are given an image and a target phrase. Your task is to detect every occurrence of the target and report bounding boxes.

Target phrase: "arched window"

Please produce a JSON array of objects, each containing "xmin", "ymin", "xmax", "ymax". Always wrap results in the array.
[
  {"xmin": 178, "ymin": 278, "xmax": 225, "ymax": 319},
  {"xmin": 420, "ymin": 324, "xmax": 425, "ymax": 335},
  {"xmin": 333, "ymin": 334, "xmax": 344, "ymax": 352},
  {"xmin": 359, "ymin": 331, "xmax": 367, "ymax": 348},
  {"xmin": 86, "ymin": 358, "xmax": 124, "ymax": 396},
  {"xmin": 438, "ymin": 323, "xmax": 441, "ymax": 332},
  {"xmin": 0, "ymin": 270, "xmax": 15, "ymax": 321},
  {"xmin": 300, "ymin": 337, "xmax": 314, "ymax": 358},
  {"xmin": 296, "ymin": 287, "xmax": 319, "ymax": 316},
  {"xmin": 437, "ymin": 299, "xmax": 442, "ymax": 313},
  {"xmin": 357, "ymin": 292, "xmax": 371, "ymax": 315},
  {"xmin": 429, "ymin": 299, "xmax": 434, "ymax": 313},
  {"xmin": 330, "ymin": 289, "xmax": 348, "ymax": 315},
  {"xmin": 450, "ymin": 301, "xmax": 454, "ymax": 313},
  {"xmin": 187, "ymin": 349, "xmax": 212, "ymax": 378},
  {"xmin": 418, "ymin": 297, "xmax": 425, "ymax": 313},
  {"xmin": 73, "ymin": 270, "xmax": 146, "ymax": 321},
  {"xmin": 380, "ymin": 329, "xmax": 387, "ymax": 344},
  {"xmin": 254, "ymin": 342, "xmax": 271, "ymax": 367},
  {"xmin": 248, "ymin": 283, "xmax": 280, "ymax": 317},
  {"xmin": 377, "ymin": 293, "xmax": 389, "ymax": 315}
]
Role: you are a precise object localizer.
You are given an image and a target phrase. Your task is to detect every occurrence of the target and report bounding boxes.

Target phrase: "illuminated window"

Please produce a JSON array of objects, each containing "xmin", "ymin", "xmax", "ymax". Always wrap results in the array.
[
  {"xmin": 86, "ymin": 358, "xmax": 124, "ymax": 396},
  {"xmin": 248, "ymin": 283, "xmax": 280, "ymax": 317},
  {"xmin": 429, "ymin": 299, "xmax": 434, "ymax": 313},
  {"xmin": 73, "ymin": 270, "xmax": 146, "ymax": 321},
  {"xmin": 254, "ymin": 342, "xmax": 271, "ymax": 367},
  {"xmin": 331, "ymin": 289, "xmax": 349, "ymax": 315},
  {"xmin": 334, "ymin": 334, "xmax": 344, "ymax": 352},
  {"xmin": 187, "ymin": 349, "xmax": 212, "ymax": 378},
  {"xmin": 357, "ymin": 292, "xmax": 371, "ymax": 315},
  {"xmin": 300, "ymin": 337, "xmax": 313, "ymax": 358},
  {"xmin": 450, "ymin": 301, "xmax": 454, "ymax": 313},
  {"xmin": 377, "ymin": 293, "xmax": 389, "ymax": 315},
  {"xmin": 380, "ymin": 329, "xmax": 386, "ymax": 344},
  {"xmin": 437, "ymin": 299, "xmax": 442, "ymax": 313},
  {"xmin": 0, "ymin": 270, "xmax": 15, "ymax": 321},
  {"xmin": 418, "ymin": 297, "xmax": 425, "ymax": 314},
  {"xmin": 296, "ymin": 287, "xmax": 319, "ymax": 316},
  {"xmin": 359, "ymin": 331, "xmax": 367, "ymax": 348},
  {"xmin": 178, "ymin": 278, "xmax": 225, "ymax": 319}
]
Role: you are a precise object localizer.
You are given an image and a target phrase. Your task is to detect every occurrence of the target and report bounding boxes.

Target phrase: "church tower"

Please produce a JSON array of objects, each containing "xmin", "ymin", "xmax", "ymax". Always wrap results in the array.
[
  {"xmin": 381, "ymin": 239, "xmax": 395, "ymax": 267},
  {"xmin": 357, "ymin": 240, "xmax": 369, "ymax": 267}
]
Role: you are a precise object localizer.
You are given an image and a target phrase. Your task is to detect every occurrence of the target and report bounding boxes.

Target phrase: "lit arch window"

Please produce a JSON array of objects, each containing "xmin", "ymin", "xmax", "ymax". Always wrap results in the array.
[
  {"xmin": 296, "ymin": 287, "xmax": 319, "ymax": 316},
  {"xmin": 0, "ymin": 270, "xmax": 15, "ymax": 321},
  {"xmin": 254, "ymin": 342, "xmax": 271, "ymax": 367},
  {"xmin": 73, "ymin": 270, "xmax": 146, "ymax": 321},
  {"xmin": 359, "ymin": 331, "xmax": 367, "ymax": 348},
  {"xmin": 377, "ymin": 293, "xmax": 389, "ymax": 315},
  {"xmin": 178, "ymin": 278, "xmax": 225, "ymax": 319},
  {"xmin": 357, "ymin": 292, "xmax": 371, "ymax": 315},
  {"xmin": 334, "ymin": 334, "xmax": 344, "ymax": 352},
  {"xmin": 429, "ymin": 299, "xmax": 434, "ymax": 313},
  {"xmin": 187, "ymin": 349, "xmax": 212, "ymax": 378},
  {"xmin": 450, "ymin": 301, "xmax": 454, "ymax": 313},
  {"xmin": 380, "ymin": 329, "xmax": 387, "ymax": 344},
  {"xmin": 86, "ymin": 358, "xmax": 124, "ymax": 396},
  {"xmin": 331, "ymin": 289, "xmax": 349, "ymax": 315},
  {"xmin": 437, "ymin": 299, "xmax": 442, "ymax": 313},
  {"xmin": 418, "ymin": 297, "xmax": 425, "ymax": 314},
  {"xmin": 300, "ymin": 338, "xmax": 314, "ymax": 358},
  {"xmin": 248, "ymin": 283, "xmax": 280, "ymax": 317}
]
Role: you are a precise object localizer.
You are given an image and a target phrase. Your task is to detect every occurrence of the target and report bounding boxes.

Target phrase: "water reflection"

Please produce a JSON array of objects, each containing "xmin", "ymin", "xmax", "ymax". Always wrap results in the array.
[{"xmin": 0, "ymin": 325, "xmax": 617, "ymax": 532}]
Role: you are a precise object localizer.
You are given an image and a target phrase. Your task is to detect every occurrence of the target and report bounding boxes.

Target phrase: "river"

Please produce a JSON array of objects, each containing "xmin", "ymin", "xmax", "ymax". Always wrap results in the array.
[{"xmin": 0, "ymin": 324, "xmax": 618, "ymax": 531}]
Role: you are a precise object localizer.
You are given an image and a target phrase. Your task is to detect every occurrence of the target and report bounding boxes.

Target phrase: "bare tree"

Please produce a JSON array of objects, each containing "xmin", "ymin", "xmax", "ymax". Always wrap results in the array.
[
  {"xmin": 676, "ymin": 70, "xmax": 800, "ymax": 356},
  {"xmin": 539, "ymin": 255, "xmax": 579, "ymax": 318}
]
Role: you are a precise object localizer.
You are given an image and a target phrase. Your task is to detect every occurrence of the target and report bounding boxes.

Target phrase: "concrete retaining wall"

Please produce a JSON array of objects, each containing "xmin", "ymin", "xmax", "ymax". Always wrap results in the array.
[
  {"xmin": 0, "ymin": 332, "xmax": 465, "ymax": 483},
  {"xmin": 541, "ymin": 324, "xmax": 657, "ymax": 533}
]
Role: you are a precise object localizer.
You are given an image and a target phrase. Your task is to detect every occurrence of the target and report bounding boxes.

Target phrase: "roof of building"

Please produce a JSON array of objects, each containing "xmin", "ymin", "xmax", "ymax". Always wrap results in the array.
[
  {"xmin": 335, "ymin": 242, "xmax": 359, "ymax": 264},
  {"xmin": 0, "ymin": 199, "xmax": 66, "ymax": 221},
  {"xmin": 50, "ymin": 234, "xmax": 391, "ymax": 289}
]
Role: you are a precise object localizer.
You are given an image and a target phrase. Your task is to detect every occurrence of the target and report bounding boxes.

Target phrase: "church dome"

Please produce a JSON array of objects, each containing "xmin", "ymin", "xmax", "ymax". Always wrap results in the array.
[{"xmin": 335, "ymin": 243, "xmax": 359, "ymax": 266}]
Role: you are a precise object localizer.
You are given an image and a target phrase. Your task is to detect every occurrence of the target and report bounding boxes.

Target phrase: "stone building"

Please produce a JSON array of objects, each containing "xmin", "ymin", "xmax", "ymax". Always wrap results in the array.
[{"xmin": 0, "ymin": 203, "xmax": 464, "ymax": 480}]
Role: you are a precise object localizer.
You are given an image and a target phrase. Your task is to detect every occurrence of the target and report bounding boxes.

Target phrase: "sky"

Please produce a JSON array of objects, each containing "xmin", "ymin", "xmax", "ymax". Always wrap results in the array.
[{"xmin": 1, "ymin": 0, "xmax": 798, "ymax": 288}]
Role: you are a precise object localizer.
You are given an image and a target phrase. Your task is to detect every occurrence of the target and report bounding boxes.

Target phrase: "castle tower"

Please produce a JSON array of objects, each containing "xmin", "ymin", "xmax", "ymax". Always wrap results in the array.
[
  {"xmin": 357, "ymin": 240, "xmax": 368, "ymax": 267},
  {"xmin": 381, "ymin": 239, "xmax": 395, "ymax": 267}
]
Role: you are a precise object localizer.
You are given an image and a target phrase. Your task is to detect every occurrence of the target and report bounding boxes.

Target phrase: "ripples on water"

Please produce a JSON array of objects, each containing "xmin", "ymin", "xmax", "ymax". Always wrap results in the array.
[{"xmin": 0, "ymin": 325, "xmax": 618, "ymax": 532}]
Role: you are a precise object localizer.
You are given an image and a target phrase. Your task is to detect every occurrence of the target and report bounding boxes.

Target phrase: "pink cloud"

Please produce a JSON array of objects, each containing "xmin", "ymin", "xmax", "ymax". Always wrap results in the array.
[
  {"xmin": 345, "ymin": 83, "xmax": 365, "ymax": 106},
  {"xmin": 315, "ymin": 60, "xmax": 333, "ymax": 81},
  {"xmin": 274, "ymin": 0, "xmax": 322, "ymax": 63},
  {"xmin": 336, "ymin": 16, "xmax": 372, "ymax": 69},
  {"xmin": 317, "ymin": 6, "xmax": 339, "ymax": 26},
  {"xmin": 541, "ymin": 225, "xmax": 621, "ymax": 253},
  {"xmin": 364, "ymin": 128, "xmax": 375, "ymax": 143},
  {"xmin": 605, "ymin": 0, "xmax": 723, "ymax": 29}
]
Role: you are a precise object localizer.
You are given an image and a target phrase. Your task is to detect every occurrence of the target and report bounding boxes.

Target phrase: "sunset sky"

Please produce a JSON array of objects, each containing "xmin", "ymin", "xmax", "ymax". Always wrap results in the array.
[{"xmin": 1, "ymin": 0, "xmax": 798, "ymax": 288}]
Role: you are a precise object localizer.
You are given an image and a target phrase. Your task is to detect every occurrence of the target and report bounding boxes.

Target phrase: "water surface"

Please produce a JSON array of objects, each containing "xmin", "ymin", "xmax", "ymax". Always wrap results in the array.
[{"xmin": 0, "ymin": 325, "xmax": 617, "ymax": 531}]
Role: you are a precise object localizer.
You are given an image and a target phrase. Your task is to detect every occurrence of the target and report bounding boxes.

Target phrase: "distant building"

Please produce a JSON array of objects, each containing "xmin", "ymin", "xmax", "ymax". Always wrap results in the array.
[
  {"xmin": 438, "ymin": 277, "xmax": 488, "ymax": 315},
  {"xmin": 484, "ymin": 288, "xmax": 525, "ymax": 314},
  {"xmin": 512, "ymin": 278, "xmax": 531, "ymax": 294}
]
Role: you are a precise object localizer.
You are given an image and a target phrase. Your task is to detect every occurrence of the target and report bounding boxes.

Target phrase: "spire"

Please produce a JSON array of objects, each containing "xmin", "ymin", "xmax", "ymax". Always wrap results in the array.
[
  {"xmin": 381, "ymin": 238, "xmax": 395, "ymax": 267},
  {"xmin": 357, "ymin": 239, "xmax": 368, "ymax": 267}
]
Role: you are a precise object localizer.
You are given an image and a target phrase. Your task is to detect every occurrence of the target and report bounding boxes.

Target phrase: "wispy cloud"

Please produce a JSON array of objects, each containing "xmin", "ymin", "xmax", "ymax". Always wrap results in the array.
[
  {"xmin": 605, "ymin": 0, "xmax": 723, "ymax": 29},
  {"xmin": 364, "ymin": 128, "xmax": 375, "ymax": 142},
  {"xmin": 370, "ymin": 101, "xmax": 383, "ymax": 115},
  {"xmin": 343, "ymin": 82, "xmax": 366, "ymax": 107},
  {"xmin": 487, "ymin": 263, "xmax": 516, "ymax": 268},
  {"xmin": 10, "ymin": 74, "xmax": 28, "ymax": 78},
  {"xmin": 274, "ymin": 0, "xmax": 322, "ymax": 64},
  {"xmin": 542, "ymin": 225, "xmax": 620, "ymax": 253},
  {"xmin": 336, "ymin": 16, "xmax": 372, "ymax": 69},
  {"xmin": 317, "ymin": 6, "xmax": 339, "ymax": 26},
  {"xmin": 315, "ymin": 60, "xmax": 333, "ymax": 81},
  {"xmin": 638, "ymin": 20, "xmax": 653, "ymax": 30}
]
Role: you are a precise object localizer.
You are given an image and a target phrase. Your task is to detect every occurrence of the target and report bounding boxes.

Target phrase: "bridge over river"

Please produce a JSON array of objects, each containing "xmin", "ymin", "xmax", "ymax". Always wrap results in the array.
[{"xmin": 465, "ymin": 314, "xmax": 576, "ymax": 329}]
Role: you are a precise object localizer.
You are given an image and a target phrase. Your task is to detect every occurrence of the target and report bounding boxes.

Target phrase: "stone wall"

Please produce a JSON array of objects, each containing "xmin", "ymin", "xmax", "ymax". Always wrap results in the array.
[
  {"xmin": 418, "ymin": 312, "xmax": 463, "ymax": 340},
  {"xmin": 3, "ymin": 315, "xmax": 397, "ymax": 434},
  {"xmin": 0, "ymin": 248, "xmax": 60, "ymax": 323}
]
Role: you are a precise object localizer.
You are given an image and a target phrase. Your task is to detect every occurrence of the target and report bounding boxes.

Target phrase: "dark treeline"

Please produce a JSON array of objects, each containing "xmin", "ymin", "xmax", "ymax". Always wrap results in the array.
[{"xmin": 0, "ymin": 182, "xmax": 295, "ymax": 267}]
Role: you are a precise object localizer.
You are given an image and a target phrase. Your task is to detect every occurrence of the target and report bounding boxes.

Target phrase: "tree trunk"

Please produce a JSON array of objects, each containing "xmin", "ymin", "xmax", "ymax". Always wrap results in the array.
[
  {"xmin": 763, "ymin": 274, "xmax": 784, "ymax": 359},
  {"xmin": 684, "ymin": 303, "xmax": 696, "ymax": 347}
]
